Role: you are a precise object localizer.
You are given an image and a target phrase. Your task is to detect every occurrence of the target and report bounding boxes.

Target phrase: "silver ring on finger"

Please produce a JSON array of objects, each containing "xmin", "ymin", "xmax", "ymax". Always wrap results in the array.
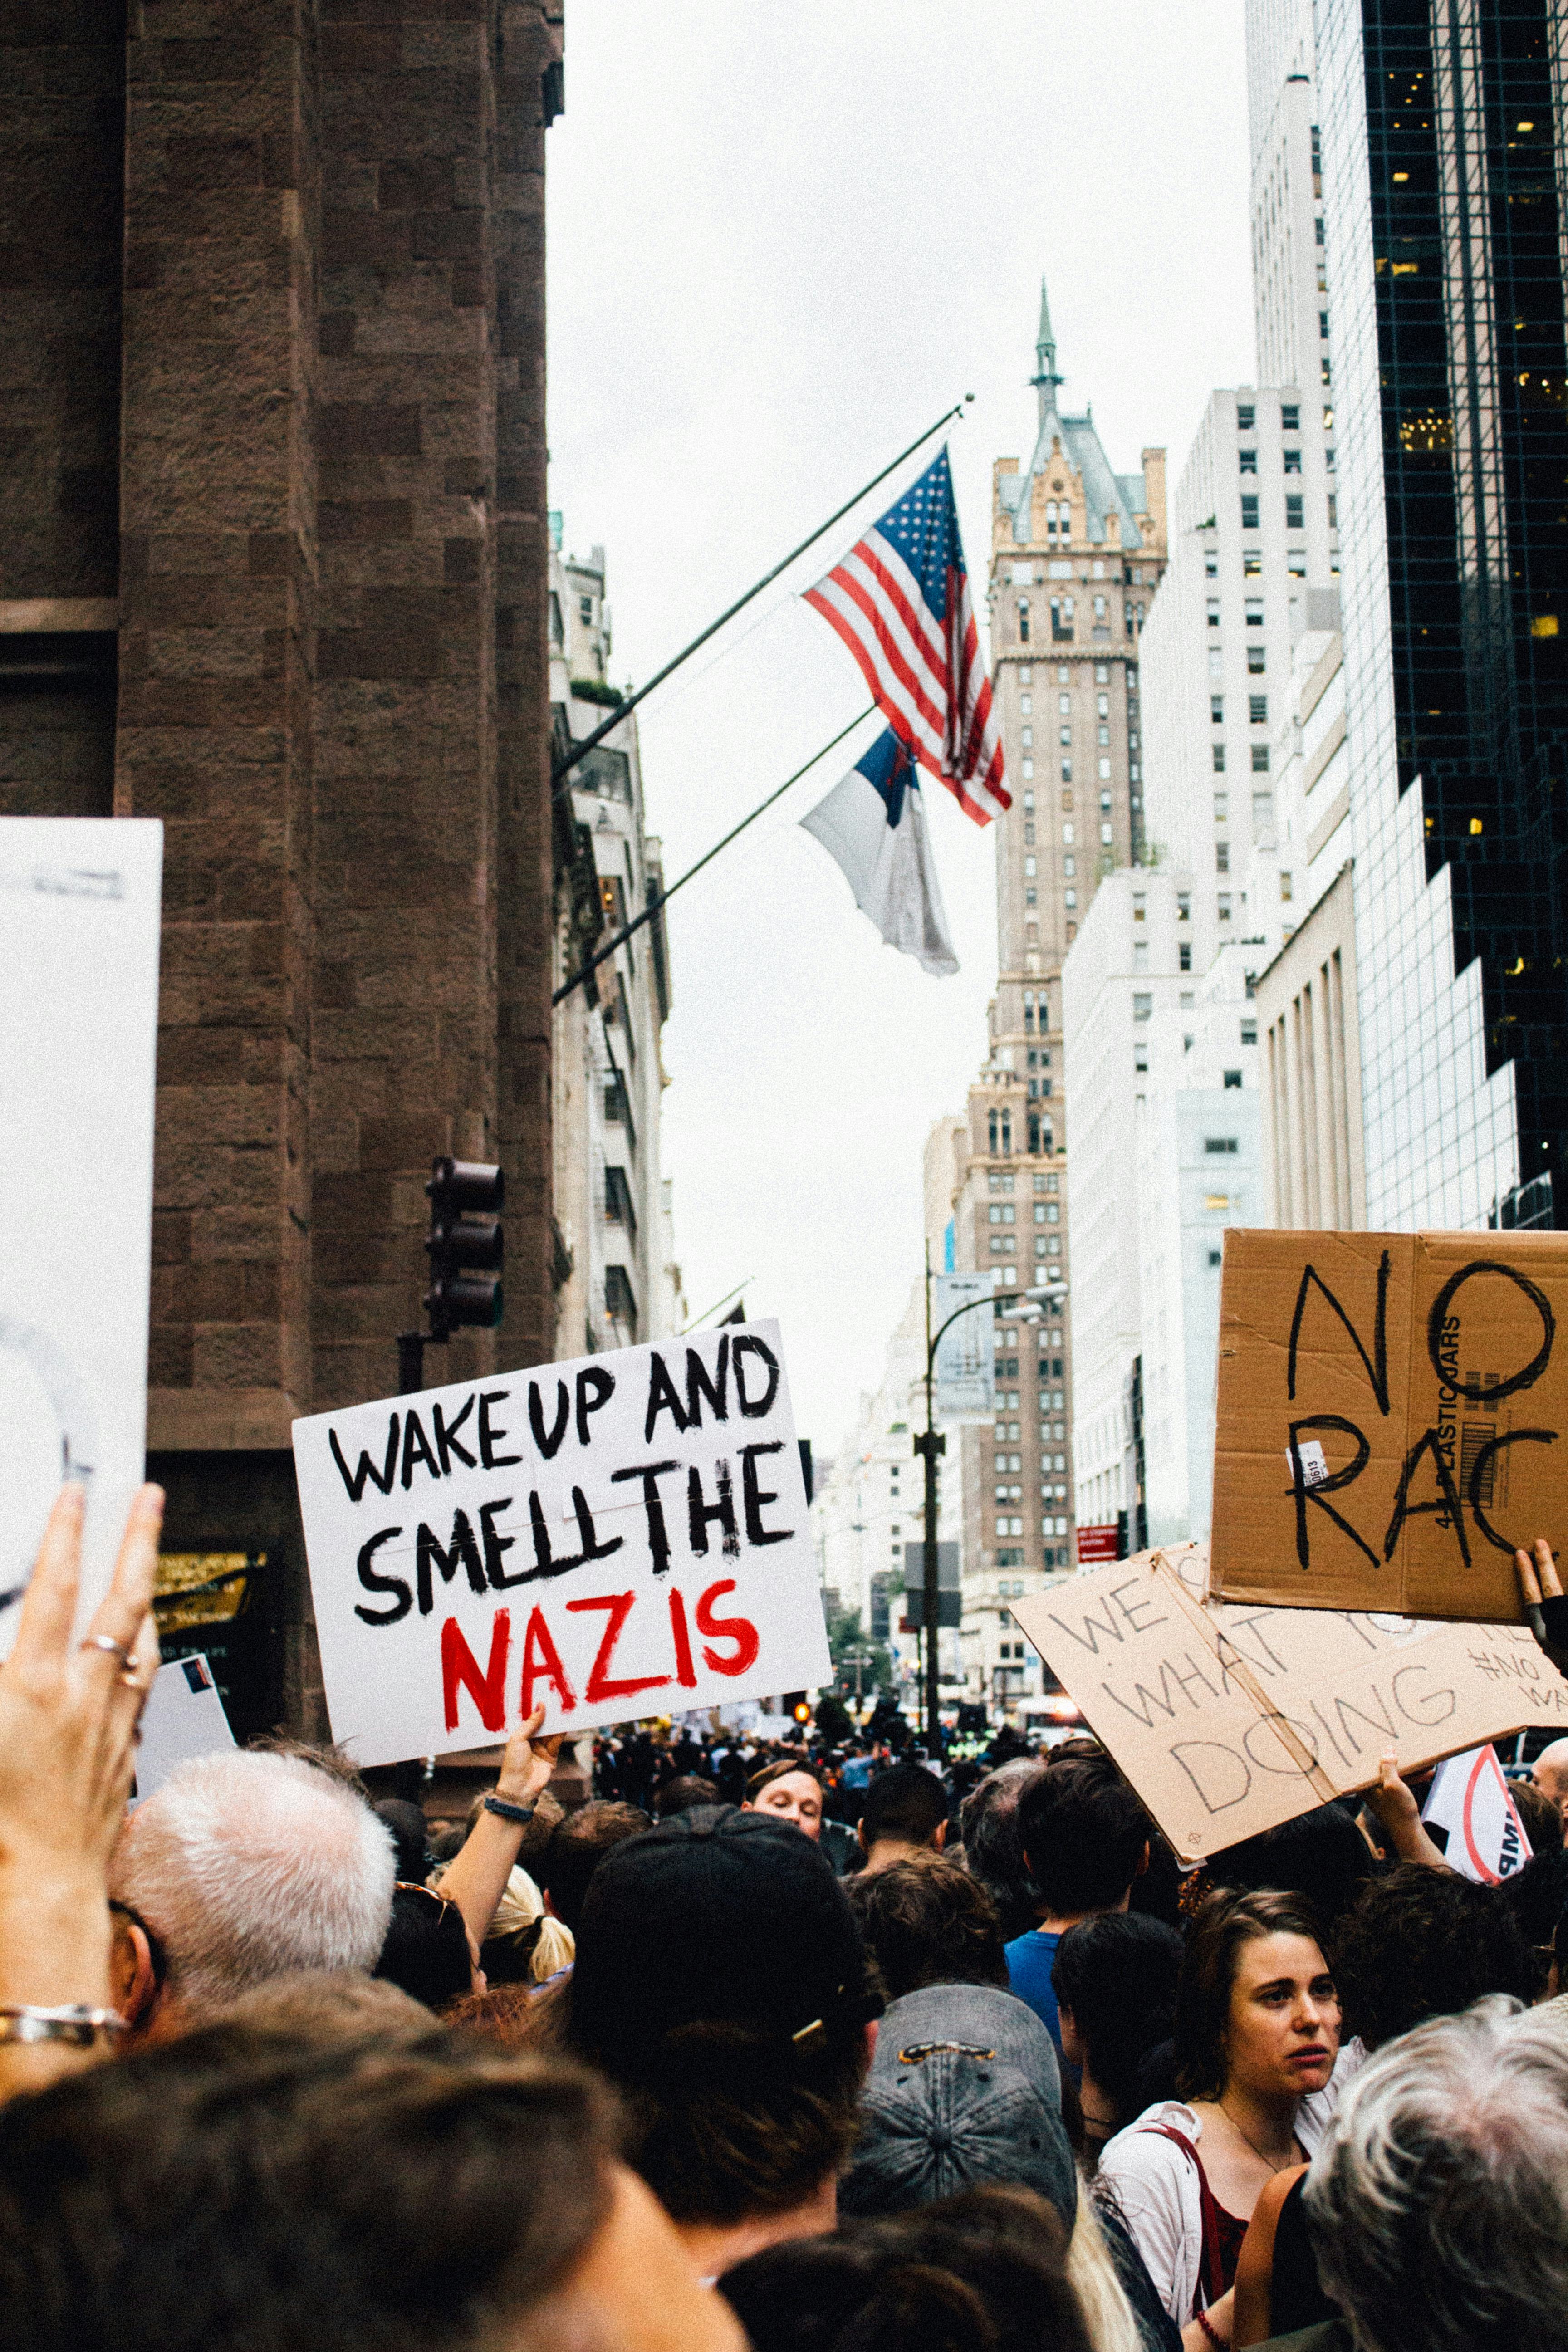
[{"xmin": 81, "ymin": 1634, "xmax": 132, "ymax": 1664}]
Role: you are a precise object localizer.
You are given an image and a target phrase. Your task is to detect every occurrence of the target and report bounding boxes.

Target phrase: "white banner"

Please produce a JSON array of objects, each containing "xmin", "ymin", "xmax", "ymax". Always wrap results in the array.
[
  {"xmin": 1421, "ymin": 1743, "xmax": 1534, "ymax": 1884},
  {"xmin": 292, "ymin": 1319, "xmax": 831, "ymax": 1764},
  {"xmin": 0, "ymin": 819, "xmax": 162, "ymax": 1653},
  {"xmin": 933, "ymin": 1274, "xmax": 996, "ymax": 1418}
]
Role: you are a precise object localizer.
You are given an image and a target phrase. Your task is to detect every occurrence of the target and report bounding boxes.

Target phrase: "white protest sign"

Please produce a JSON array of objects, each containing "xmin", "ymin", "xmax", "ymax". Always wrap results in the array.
[
  {"xmin": 133, "ymin": 1654, "xmax": 236, "ymax": 1803},
  {"xmin": 1009, "ymin": 1539, "xmax": 1568, "ymax": 1862},
  {"xmin": 1421, "ymin": 1744, "xmax": 1533, "ymax": 1883},
  {"xmin": 292, "ymin": 1319, "xmax": 831, "ymax": 1764},
  {"xmin": 0, "ymin": 818, "xmax": 162, "ymax": 1654}
]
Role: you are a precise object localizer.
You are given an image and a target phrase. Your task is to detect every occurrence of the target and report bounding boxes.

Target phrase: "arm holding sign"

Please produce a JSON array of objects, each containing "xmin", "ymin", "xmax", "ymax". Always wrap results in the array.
[
  {"xmin": 1361, "ymin": 1753, "xmax": 1449, "ymax": 1874},
  {"xmin": 434, "ymin": 1706, "xmax": 564, "ymax": 1954},
  {"xmin": 1516, "ymin": 1538, "xmax": 1568, "ymax": 1677},
  {"xmin": 0, "ymin": 1483, "xmax": 162, "ymax": 2100}
]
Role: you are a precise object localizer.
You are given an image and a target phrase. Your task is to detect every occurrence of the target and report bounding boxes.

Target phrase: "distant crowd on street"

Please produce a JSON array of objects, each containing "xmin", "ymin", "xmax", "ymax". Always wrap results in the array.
[{"xmin": 2, "ymin": 1482, "xmax": 1568, "ymax": 2352}]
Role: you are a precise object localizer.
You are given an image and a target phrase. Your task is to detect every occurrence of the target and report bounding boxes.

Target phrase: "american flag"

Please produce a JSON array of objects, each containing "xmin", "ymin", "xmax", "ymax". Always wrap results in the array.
[{"xmin": 804, "ymin": 447, "xmax": 1008, "ymax": 826}]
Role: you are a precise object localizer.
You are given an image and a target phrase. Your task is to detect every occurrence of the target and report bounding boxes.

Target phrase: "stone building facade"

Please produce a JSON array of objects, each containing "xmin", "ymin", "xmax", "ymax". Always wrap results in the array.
[
  {"xmin": 929, "ymin": 284, "xmax": 1166, "ymax": 1605},
  {"xmin": 1, "ymin": 0, "xmax": 563, "ymax": 1733}
]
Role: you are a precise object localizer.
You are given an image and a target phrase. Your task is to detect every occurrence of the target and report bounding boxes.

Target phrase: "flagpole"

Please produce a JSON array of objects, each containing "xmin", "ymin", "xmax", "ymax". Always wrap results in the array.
[
  {"xmin": 551, "ymin": 706, "xmax": 876, "ymax": 1008},
  {"xmin": 551, "ymin": 398, "xmax": 972, "ymax": 797}
]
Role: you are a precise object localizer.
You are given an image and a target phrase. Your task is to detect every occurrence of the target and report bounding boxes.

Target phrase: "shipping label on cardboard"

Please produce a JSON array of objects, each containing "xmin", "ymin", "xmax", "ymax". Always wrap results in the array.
[
  {"xmin": 1210, "ymin": 1230, "xmax": 1568, "ymax": 1621},
  {"xmin": 1010, "ymin": 1540, "xmax": 1568, "ymax": 1862}
]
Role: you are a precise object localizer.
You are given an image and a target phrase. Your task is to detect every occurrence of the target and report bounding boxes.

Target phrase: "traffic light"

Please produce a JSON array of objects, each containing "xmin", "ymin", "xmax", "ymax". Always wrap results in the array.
[{"xmin": 424, "ymin": 1157, "xmax": 504, "ymax": 1340}]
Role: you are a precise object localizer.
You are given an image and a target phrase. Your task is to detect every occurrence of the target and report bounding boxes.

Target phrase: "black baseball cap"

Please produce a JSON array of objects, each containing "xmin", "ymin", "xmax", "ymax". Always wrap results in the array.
[{"xmin": 568, "ymin": 1807, "xmax": 878, "ymax": 2080}]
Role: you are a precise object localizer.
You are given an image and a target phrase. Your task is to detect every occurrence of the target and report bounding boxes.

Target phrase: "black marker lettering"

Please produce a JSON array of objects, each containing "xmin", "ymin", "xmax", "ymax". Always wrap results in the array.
[
  {"xmin": 432, "ymin": 1394, "xmax": 476, "ymax": 1474},
  {"xmin": 355, "ymin": 1525, "xmax": 410, "ymax": 1624},
  {"xmin": 740, "ymin": 1441, "xmax": 792, "ymax": 1546},
  {"xmin": 1288, "ymin": 1251, "xmax": 1391, "ymax": 1411},
  {"xmin": 1468, "ymin": 1427, "xmax": 1558, "ymax": 1554},
  {"xmin": 685, "ymin": 1335, "xmax": 730, "ymax": 1426},
  {"xmin": 479, "ymin": 1390, "xmax": 522, "ymax": 1469},
  {"xmin": 1288, "ymin": 1415, "xmax": 1379, "ymax": 1570},
  {"xmin": 331, "ymin": 1414, "xmax": 400, "ymax": 1503},
  {"xmin": 1426, "ymin": 1260, "xmax": 1555, "ymax": 1401},
  {"xmin": 732, "ymin": 1334, "xmax": 781, "ymax": 1418},
  {"xmin": 416, "ymin": 1509, "xmax": 489, "ymax": 1614},
  {"xmin": 688, "ymin": 1459, "xmax": 740, "ymax": 1558},
  {"xmin": 576, "ymin": 1365, "xmax": 616, "ymax": 1447},
  {"xmin": 610, "ymin": 1459, "xmax": 681, "ymax": 1574},
  {"xmin": 528, "ymin": 1380, "xmax": 571, "ymax": 1460},
  {"xmin": 643, "ymin": 1353, "xmax": 688, "ymax": 1441},
  {"xmin": 401, "ymin": 1408, "xmax": 439, "ymax": 1490}
]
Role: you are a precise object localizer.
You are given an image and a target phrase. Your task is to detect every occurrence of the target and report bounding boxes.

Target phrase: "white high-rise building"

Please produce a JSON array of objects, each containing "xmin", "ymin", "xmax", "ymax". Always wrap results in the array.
[{"xmin": 549, "ymin": 532, "xmax": 686, "ymax": 1354}]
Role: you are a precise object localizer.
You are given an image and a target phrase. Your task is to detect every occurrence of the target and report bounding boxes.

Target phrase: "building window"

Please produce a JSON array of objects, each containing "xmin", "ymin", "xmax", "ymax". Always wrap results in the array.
[
  {"xmin": 1212, "ymin": 742, "xmax": 1226, "ymax": 772},
  {"xmin": 1249, "ymin": 694, "xmax": 1267, "ymax": 725},
  {"xmin": 1328, "ymin": 493, "xmax": 1338, "ymax": 527},
  {"xmin": 1281, "ymin": 402, "xmax": 1300, "ymax": 429},
  {"xmin": 1216, "ymin": 840, "xmax": 1230, "ymax": 872},
  {"xmin": 1247, "ymin": 644, "xmax": 1266, "ymax": 675},
  {"xmin": 1214, "ymin": 791, "xmax": 1229, "ymax": 821},
  {"xmin": 1253, "ymin": 790, "xmax": 1274, "ymax": 830},
  {"xmin": 604, "ymin": 1264, "xmax": 638, "ymax": 1338},
  {"xmin": 1280, "ymin": 870, "xmax": 1294, "ymax": 901},
  {"xmin": 1239, "ymin": 447, "xmax": 1258, "ymax": 475},
  {"xmin": 1210, "ymin": 694, "xmax": 1224, "ymax": 724},
  {"xmin": 1241, "ymin": 1021, "xmax": 1257, "ymax": 1044},
  {"xmin": 1218, "ymin": 893, "xmax": 1232, "ymax": 919},
  {"xmin": 1243, "ymin": 551, "xmax": 1263, "ymax": 578},
  {"xmin": 1179, "ymin": 941, "xmax": 1192, "ymax": 971},
  {"xmin": 1245, "ymin": 599, "xmax": 1264, "ymax": 627},
  {"xmin": 1051, "ymin": 598, "xmax": 1074, "ymax": 642},
  {"xmin": 1223, "ymin": 1069, "xmax": 1243, "ymax": 1089},
  {"xmin": 1319, "ymin": 309, "xmax": 1329, "ymax": 339},
  {"xmin": 1251, "ymin": 744, "xmax": 1270, "ymax": 773},
  {"xmin": 1018, "ymin": 601, "xmax": 1030, "ymax": 642},
  {"xmin": 1285, "ymin": 493, "xmax": 1304, "ymax": 529},
  {"xmin": 1177, "ymin": 892, "xmax": 1190, "ymax": 921},
  {"xmin": 1207, "ymin": 599, "xmax": 1220, "ymax": 628},
  {"xmin": 1132, "ymin": 993, "xmax": 1152, "ymax": 1021},
  {"xmin": 1205, "ymin": 1136, "xmax": 1239, "ymax": 1155},
  {"xmin": 1241, "ymin": 494, "xmax": 1259, "ymax": 529},
  {"xmin": 1283, "ymin": 447, "xmax": 1302, "ymax": 474},
  {"xmin": 1206, "ymin": 550, "xmax": 1219, "ymax": 578},
  {"xmin": 579, "ymin": 594, "xmax": 593, "ymax": 624},
  {"xmin": 1237, "ymin": 404, "xmax": 1255, "ymax": 430}
]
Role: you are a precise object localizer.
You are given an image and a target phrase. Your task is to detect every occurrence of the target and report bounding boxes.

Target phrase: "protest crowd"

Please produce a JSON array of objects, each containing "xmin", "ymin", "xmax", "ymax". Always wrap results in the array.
[{"xmin": 3, "ymin": 1483, "xmax": 1568, "ymax": 2352}]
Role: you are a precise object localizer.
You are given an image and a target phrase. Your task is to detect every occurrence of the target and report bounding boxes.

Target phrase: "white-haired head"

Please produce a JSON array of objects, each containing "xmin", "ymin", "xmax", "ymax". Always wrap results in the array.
[
  {"xmin": 111, "ymin": 1750, "xmax": 397, "ymax": 2025},
  {"xmin": 1304, "ymin": 1995, "xmax": 1568, "ymax": 2352}
]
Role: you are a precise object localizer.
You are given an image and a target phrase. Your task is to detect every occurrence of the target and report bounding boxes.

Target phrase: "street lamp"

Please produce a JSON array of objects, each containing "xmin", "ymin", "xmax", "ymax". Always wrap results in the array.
[{"xmin": 916, "ymin": 1248, "xmax": 1068, "ymax": 1753}]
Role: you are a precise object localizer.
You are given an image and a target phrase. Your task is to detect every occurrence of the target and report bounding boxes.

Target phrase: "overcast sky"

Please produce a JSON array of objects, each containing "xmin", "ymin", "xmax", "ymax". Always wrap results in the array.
[{"xmin": 546, "ymin": 1, "xmax": 1255, "ymax": 1461}]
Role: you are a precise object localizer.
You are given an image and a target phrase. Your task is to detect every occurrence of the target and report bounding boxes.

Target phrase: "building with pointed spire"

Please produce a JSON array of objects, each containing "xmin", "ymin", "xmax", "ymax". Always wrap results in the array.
[{"xmin": 922, "ymin": 285, "xmax": 1167, "ymax": 1693}]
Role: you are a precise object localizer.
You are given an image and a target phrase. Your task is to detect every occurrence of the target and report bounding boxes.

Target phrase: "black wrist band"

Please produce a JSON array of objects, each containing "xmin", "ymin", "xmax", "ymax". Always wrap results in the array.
[
  {"xmin": 1540, "ymin": 1593, "xmax": 1568, "ymax": 1645},
  {"xmin": 484, "ymin": 1794, "xmax": 537, "ymax": 1827}
]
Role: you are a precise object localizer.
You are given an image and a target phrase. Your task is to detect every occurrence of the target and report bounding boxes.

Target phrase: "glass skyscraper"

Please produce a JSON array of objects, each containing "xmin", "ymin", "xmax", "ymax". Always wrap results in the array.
[{"xmin": 1318, "ymin": 0, "xmax": 1568, "ymax": 1227}]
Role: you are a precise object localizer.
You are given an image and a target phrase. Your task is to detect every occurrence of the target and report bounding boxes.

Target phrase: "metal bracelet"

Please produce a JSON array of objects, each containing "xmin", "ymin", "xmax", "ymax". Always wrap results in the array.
[
  {"xmin": 0, "ymin": 2004, "xmax": 127, "ymax": 2048},
  {"xmin": 482, "ymin": 1794, "xmax": 537, "ymax": 1828}
]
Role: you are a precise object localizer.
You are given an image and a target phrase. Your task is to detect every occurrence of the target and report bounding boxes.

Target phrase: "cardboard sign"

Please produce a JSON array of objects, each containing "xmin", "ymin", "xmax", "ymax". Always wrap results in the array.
[
  {"xmin": 1009, "ymin": 1539, "xmax": 1568, "ymax": 1863},
  {"xmin": 1210, "ymin": 1230, "xmax": 1568, "ymax": 1622},
  {"xmin": 1420, "ymin": 1744, "xmax": 1532, "ymax": 1884},
  {"xmin": 133, "ymin": 1654, "xmax": 236, "ymax": 1803},
  {"xmin": 293, "ymin": 1320, "xmax": 831, "ymax": 1765},
  {"xmin": 0, "ymin": 818, "xmax": 163, "ymax": 1654}
]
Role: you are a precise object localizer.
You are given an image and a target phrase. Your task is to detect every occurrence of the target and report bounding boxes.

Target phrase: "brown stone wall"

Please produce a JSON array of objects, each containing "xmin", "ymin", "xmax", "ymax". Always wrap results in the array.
[
  {"xmin": 0, "ymin": 1, "xmax": 126, "ymax": 820},
  {"xmin": 118, "ymin": 0, "xmax": 319, "ymax": 1455}
]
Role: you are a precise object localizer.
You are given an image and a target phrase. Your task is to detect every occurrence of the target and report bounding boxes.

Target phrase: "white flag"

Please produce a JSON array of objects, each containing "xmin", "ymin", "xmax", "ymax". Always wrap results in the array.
[
  {"xmin": 800, "ymin": 728, "xmax": 959, "ymax": 977},
  {"xmin": 1421, "ymin": 1743, "xmax": 1533, "ymax": 1883}
]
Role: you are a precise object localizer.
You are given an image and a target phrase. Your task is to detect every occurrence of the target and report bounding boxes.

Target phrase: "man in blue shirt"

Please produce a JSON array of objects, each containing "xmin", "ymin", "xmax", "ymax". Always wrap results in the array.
[{"xmin": 1004, "ymin": 1754, "xmax": 1151, "ymax": 2057}]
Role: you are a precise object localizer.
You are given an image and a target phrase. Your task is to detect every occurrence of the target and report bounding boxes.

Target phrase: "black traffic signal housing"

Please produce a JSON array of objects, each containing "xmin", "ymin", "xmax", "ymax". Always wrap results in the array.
[{"xmin": 425, "ymin": 1157, "xmax": 505, "ymax": 1340}]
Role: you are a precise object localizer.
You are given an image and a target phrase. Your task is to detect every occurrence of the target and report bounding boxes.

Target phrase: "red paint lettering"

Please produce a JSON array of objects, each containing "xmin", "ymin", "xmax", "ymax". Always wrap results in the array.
[
  {"xmin": 669, "ymin": 1586, "xmax": 697, "ymax": 1688},
  {"xmin": 441, "ymin": 1611, "xmax": 510, "ymax": 1734},
  {"xmin": 519, "ymin": 1605, "xmax": 577, "ymax": 1718},
  {"xmin": 565, "ymin": 1590, "xmax": 671, "ymax": 1705},
  {"xmin": 695, "ymin": 1579, "xmax": 759, "ymax": 1678}
]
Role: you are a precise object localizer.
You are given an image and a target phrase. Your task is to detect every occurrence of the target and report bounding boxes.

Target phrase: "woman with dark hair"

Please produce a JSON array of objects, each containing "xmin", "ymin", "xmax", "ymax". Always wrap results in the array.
[
  {"xmin": 1098, "ymin": 1891, "xmax": 1339, "ymax": 2351},
  {"xmin": 373, "ymin": 1882, "xmax": 480, "ymax": 2010},
  {"xmin": 1052, "ymin": 1914, "xmax": 1183, "ymax": 2166}
]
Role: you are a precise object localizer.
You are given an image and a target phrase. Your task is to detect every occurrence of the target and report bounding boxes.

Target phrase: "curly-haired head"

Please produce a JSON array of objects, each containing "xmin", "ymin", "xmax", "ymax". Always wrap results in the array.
[
  {"xmin": 1333, "ymin": 1864, "xmax": 1536, "ymax": 2051},
  {"xmin": 846, "ymin": 1859, "xmax": 1008, "ymax": 1999}
]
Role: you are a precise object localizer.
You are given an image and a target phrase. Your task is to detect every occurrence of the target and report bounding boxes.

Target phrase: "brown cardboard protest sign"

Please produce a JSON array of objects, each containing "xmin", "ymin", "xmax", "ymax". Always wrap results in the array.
[
  {"xmin": 1010, "ymin": 1541, "xmax": 1568, "ymax": 1863},
  {"xmin": 1210, "ymin": 1230, "xmax": 1568, "ymax": 1622}
]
